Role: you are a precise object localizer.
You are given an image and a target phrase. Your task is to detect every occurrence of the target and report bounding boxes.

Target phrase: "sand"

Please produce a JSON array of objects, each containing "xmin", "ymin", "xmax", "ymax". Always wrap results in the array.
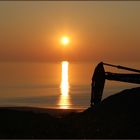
[{"xmin": 0, "ymin": 87, "xmax": 140, "ymax": 138}]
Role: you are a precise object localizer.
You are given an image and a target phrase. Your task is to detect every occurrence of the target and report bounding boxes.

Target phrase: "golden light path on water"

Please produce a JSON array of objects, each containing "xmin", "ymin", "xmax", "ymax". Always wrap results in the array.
[{"xmin": 58, "ymin": 61, "xmax": 71, "ymax": 109}]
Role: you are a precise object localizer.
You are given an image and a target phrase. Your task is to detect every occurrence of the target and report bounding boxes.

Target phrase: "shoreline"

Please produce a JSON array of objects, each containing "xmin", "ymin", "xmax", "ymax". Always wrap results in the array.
[
  {"xmin": 0, "ymin": 87, "xmax": 140, "ymax": 138},
  {"xmin": 0, "ymin": 106, "xmax": 84, "ymax": 117}
]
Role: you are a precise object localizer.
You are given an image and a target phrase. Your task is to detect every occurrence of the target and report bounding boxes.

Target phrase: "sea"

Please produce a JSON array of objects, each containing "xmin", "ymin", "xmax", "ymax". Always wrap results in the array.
[{"xmin": 0, "ymin": 61, "xmax": 139, "ymax": 109}]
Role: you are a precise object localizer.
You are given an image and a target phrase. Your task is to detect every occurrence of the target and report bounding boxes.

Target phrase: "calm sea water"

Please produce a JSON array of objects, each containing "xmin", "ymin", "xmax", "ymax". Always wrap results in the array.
[{"xmin": 0, "ymin": 61, "xmax": 139, "ymax": 109}]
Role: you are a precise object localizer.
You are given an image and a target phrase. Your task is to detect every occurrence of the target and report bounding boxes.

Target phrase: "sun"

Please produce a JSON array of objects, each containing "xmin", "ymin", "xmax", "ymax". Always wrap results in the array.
[{"xmin": 61, "ymin": 36, "xmax": 69, "ymax": 45}]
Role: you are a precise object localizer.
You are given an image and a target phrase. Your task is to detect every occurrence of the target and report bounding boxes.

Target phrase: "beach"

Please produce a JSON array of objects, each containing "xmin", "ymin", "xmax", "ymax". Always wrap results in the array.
[
  {"xmin": 1, "ymin": 1, "xmax": 140, "ymax": 139},
  {"xmin": 0, "ymin": 87, "xmax": 140, "ymax": 139}
]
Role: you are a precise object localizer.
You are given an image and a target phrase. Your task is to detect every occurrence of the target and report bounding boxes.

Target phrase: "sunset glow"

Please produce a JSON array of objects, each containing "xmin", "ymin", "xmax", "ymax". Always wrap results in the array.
[
  {"xmin": 1, "ymin": 2, "xmax": 140, "ymax": 62},
  {"xmin": 61, "ymin": 37, "xmax": 69, "ymax": 46},
  {"xmin": 1, "ymin": 1, "xmax": 140, "ymax": 111}
]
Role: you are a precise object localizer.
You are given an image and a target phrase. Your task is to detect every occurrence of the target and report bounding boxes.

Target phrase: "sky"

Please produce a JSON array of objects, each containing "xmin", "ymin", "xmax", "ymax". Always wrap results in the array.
[{"xmin": 0, "ymin": 1, "xmax": 140, "ymax": 62}]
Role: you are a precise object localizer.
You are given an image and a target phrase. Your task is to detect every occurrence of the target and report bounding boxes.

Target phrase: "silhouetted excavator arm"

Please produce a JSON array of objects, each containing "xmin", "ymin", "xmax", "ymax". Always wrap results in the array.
[
  {"xmin": 90, "ymin": 62, "xmax": 140, "ymax": 107},
  {"xmin": 105, "ymin": 72, "xmax": 140, "ymax": 84}
]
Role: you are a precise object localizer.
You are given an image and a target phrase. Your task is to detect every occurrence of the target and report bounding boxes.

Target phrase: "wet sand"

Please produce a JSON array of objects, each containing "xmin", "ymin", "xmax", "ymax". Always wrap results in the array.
[{"xmin": 1, "ymin": 106, "xmax": 83, "ymax": 118}]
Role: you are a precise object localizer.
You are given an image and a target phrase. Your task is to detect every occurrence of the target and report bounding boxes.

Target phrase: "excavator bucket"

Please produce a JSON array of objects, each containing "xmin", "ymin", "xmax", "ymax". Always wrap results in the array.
[{"xmin": 91, "ymin": 62, "xmax": 105, "ymax": 107}]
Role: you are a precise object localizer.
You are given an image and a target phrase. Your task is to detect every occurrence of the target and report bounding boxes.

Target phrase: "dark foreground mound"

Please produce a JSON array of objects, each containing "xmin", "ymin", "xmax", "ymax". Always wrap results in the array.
[
  {"xmin": 74, "ymin": 86, "xmax": 140, "ymax": 138},
  {"xmin": 0, "ymin": 87, "xmax": 140, "ymax": 138}
]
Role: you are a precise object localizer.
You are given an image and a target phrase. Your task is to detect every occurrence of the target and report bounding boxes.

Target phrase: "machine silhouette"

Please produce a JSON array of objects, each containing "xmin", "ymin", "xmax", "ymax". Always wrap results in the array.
[{"xmin": 91, "ymin": 62, "xmax": 140, "ymax": 107}]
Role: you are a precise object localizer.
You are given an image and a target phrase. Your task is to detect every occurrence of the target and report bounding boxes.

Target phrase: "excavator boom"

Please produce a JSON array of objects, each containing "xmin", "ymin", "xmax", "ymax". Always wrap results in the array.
[
  {"xmin": 106, "ymin": 72, "xmax": 140, "ymax": 84},
  {"xmin": 91, "ymin": 62, "xmax": 140, "ymax": 107}
]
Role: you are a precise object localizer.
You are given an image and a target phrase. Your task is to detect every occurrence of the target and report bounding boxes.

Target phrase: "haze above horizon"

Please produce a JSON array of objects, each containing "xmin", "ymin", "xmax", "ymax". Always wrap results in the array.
[{"xmin": 0, "ymin": 1, "xmax": 140, "ymax": 62}]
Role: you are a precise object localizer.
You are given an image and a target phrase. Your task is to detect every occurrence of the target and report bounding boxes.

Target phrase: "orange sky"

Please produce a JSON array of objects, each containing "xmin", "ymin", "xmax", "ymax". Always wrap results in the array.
[{"xmin": 0, "ymin": 1, "xmax": 140, "ymax": 62}]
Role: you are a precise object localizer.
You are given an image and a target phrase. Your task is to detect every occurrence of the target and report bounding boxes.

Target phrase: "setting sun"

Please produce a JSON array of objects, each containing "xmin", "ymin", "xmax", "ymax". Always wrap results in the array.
[{"xmin": 61, "ymin": 36, "xmax": 69, "ymax": 45}]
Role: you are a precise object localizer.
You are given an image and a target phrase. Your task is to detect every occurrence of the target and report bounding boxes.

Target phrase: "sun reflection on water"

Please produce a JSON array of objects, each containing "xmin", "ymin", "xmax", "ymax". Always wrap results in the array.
[{"xmin": 58, "ymin": 61, "xmax": 71, "ymax": 109}]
